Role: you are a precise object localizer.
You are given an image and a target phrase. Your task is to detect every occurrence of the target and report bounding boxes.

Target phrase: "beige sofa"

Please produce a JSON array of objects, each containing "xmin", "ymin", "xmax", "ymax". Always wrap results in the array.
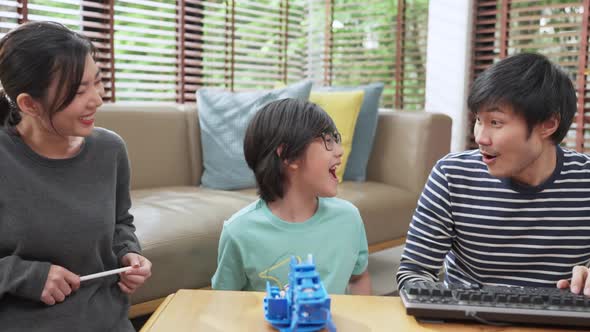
[{"xmin": 95, "ymin": 103, "xmax": 452, "ymax": 317}]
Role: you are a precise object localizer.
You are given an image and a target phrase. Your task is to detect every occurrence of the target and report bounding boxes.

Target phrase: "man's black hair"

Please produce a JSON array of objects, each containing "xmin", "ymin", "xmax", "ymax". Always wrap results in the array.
[{"xmin": 468, "ymin": 53, "xmax": 576, "ymax": 144}]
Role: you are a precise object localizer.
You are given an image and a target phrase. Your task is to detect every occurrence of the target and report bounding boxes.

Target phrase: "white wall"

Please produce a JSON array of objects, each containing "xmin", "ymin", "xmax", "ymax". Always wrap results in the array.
[{"xmin": 424, "ymin": 0, "xmax": 474, "ymax": 152}]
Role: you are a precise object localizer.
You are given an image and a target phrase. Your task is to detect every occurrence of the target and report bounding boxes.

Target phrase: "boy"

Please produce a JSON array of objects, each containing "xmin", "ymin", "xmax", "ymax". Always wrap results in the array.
[
  {"xmin": 397, "ymin": 53, "xmax": 590, "ymax": 296},
  {"xmin": 212, "ymin": 98, "xmax": 371, "ymax": 294}
]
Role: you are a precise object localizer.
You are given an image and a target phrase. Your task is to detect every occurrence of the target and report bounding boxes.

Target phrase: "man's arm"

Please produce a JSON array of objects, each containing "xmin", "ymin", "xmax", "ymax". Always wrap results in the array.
[
  {"xmin": 396, "ymin": 161, "xmax": 455, "ymax": 290},
  {"xmin": 348, "ymin": 270, "xmax": 371, "ymax": 295}
]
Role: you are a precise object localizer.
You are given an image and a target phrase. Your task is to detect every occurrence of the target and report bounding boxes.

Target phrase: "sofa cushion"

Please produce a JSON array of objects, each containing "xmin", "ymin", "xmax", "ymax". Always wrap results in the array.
[
  {"xmin": 336, "ymin": 181, "xmax": 418, "ymax": 245},
  {"xmin": 316, "ymin": 83, "xmax": 384, "ymax": 181},
  {"xmin": 236, "ymin": 181, "xmax": 417, "ymax": 246},
  {"xmin": 96, "ymin": 104, "xmax": 196, "ymax": 190},
  {"xmin": 196, "ymin": 80, "xmax": 312, "ymax": 190},
  {"xmin": 128, "ymin": 187, "xmax": 256, "ymax": 304},
  {"xmin": 309, "ymin": 90, "xmax": 364, "ymax": 182}
]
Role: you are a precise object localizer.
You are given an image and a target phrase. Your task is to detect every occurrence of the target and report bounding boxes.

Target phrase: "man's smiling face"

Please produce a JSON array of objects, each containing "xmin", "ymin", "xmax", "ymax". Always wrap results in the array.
[{"xmin": 474, "ymin": 104, "xmax": 547, "ymax": 184}]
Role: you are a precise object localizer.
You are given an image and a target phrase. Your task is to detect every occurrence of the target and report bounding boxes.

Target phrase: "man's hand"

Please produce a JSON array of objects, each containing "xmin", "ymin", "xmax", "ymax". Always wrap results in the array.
[
  {"xmin": 41, "ymin": 265, "xmax": 80, "ymax": 305},
  {"xmin": 119, "ymin": 253, "xmax": 152, "ymax": 294},
  {"xmin": 557, "ymin": 265, "xmax": 590, "ymax": 297}
]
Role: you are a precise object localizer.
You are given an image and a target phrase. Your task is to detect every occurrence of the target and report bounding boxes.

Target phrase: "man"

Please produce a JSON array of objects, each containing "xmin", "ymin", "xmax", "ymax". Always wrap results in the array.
[{"xmin": 397, "ymin": 53, "xmax": 590, "ymax": 296}]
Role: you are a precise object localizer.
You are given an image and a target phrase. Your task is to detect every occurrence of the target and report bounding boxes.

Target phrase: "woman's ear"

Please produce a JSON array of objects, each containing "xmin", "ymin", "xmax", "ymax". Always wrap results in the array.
[{"xmin": 15, "ymin": 93, "xmax": 42, "ymax": 118}]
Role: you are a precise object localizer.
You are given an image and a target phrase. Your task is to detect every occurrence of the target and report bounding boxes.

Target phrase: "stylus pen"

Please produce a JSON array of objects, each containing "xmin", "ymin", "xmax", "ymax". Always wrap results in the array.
[{"xmin": 80, "ymin": 266, "xmax": 134, "ymax": 282}]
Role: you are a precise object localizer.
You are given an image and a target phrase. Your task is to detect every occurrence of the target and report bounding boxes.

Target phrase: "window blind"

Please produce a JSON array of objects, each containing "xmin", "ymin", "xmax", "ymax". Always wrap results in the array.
[
  {"xmin": 0, "ymin": 0, "xmax": 114, "ymax": 101},
  {"xmin": 114, "ymin": 0, "xmax": 177, "ymax": 101},
  {"xmin": 0, "ymin": 0, "xmax": 430, "ymax": 109},
  {"xmin": 201, "ymin": 0, "xmax": 306, "ymax": 92},
  {"xmin": 307, "ymin": 0, "xmax": 429, "ymax": 110}
]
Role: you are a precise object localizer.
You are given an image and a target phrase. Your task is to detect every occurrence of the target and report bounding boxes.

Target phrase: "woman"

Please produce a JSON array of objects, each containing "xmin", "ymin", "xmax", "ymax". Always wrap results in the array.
[{"xmin": 0, "ymin": 21, "xmax": 151, "ymax": 331}]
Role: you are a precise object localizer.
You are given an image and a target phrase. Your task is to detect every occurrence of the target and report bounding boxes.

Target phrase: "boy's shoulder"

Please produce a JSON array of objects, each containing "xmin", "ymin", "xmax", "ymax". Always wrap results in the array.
[
  {"xmin": 224, "ymin": 199, "xmax": 265, "ymax": 229},
  {"xmin": 320, "ymin": 197, "xmax": 360, "ymax": 216},
  {"xmin": 321, "ymin": 196, "xmax": 356, "ymax": 208}
]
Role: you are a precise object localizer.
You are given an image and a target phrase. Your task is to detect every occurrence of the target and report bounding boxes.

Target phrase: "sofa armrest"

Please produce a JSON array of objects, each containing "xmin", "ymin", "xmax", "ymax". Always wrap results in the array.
[{"xmin": 366, "ymin": 110, "xmax": 452, "ymax": 194}]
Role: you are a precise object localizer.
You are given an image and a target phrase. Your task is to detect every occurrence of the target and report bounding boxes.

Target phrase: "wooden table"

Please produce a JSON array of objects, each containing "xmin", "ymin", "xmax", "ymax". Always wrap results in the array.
[{"xmin": 140, "ymin": 289, "xmax": 584, "ymax": 332}]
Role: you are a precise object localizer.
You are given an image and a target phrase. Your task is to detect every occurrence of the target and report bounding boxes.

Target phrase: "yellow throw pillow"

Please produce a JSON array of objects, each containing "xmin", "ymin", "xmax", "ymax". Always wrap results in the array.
[{"xmin": 310, "ymin": 90, "xmax": 364, "ymax": 182}]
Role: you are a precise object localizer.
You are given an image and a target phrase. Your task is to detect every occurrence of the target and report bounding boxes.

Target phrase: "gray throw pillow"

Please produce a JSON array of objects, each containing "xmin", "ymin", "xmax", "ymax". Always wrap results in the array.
[
  {"xmin": 316, "ymin": 82, "xmax": 384, "ymax": 181},
  {"xmin": 197, "ymin": 80, "xmax": 312, "ymax": 190}
]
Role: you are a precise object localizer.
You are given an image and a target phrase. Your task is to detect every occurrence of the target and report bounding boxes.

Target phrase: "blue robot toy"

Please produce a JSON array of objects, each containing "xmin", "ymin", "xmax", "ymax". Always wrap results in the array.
[{"xmin": 263, "ymin": 255, "xmax": 336, "ymax": 332}]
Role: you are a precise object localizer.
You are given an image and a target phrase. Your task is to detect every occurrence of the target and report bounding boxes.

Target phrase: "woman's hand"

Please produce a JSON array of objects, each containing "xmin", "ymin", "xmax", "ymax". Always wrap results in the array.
[
  {"xmin": 41, "ymin": 265, "xmax": 80, "ymax": 305},
  {"xmin": 118, "ymin": 253, "xmax": 152, "ymax": 294},
  {"xmin": 557, "ymin": 265, "xmax": 590, "ymax": 297}
]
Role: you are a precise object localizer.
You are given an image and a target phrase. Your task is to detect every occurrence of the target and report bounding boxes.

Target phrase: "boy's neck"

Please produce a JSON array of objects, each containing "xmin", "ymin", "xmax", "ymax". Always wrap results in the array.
[{"xmin": 267, "ymin": 189, "xmax": 318, "ymax": 223}]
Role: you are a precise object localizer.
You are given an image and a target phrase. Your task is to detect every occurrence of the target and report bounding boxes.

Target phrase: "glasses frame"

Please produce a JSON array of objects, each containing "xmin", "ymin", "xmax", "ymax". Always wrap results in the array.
[{"xmin": 318, "ymin": 130, "xmax": 342, "ymax": 151}]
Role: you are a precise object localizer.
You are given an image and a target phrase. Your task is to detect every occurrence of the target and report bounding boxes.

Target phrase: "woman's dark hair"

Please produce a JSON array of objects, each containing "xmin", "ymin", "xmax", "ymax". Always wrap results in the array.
[
  {"xmin": 467, "ymin": 53, "xmax": 576, "ymax": 144},
  {"xmin": 244, "ymin": 98, "xmax": 337, "ymax": 202},
  {"xmin": 0, "ymin": 21, "xmax": 95, "ymax": 127}
]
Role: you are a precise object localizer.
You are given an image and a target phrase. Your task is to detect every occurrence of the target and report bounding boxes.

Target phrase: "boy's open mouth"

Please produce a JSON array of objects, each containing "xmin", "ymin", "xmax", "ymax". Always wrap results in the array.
[{"xmin": 329, "ymin": 165, "xmax": 338, "ymax": 180}]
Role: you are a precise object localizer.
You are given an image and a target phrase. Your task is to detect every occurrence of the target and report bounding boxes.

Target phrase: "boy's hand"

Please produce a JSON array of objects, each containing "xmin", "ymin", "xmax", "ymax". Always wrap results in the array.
[
  {"xmin": 119, "ymin": 253, "xmax": 152, "ymax": 294},
  {"xmin": 348, "ymin": 270, "xmax": 372, "ymax": 295},
  {"xmin": 557, "ymin": 265, "xmax": 590, "ymax": 297},
  {"xmin": 41, "ymin": 265, "xmax": 80, "ymax": 305}
]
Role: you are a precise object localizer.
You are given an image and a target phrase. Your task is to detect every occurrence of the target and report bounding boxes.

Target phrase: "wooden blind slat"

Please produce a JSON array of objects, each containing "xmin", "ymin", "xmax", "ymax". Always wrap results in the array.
[
  {"xmin": 313, "ymin": 0, "xmax": 428, "ymax": 109},
  {"xmin": 0, "ymin": 0, "xmax": 425, "ymax": 106}
]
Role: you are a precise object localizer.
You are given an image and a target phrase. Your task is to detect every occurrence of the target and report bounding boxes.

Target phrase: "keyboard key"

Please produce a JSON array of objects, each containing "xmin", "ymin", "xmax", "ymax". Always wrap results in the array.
[
  {"xmin": 482, "ymin": 294, "xmax": 494, "ymax": 302},
  {"xmin": 496, "ymin": 294, "xmax": 507, "ymax": 303}
]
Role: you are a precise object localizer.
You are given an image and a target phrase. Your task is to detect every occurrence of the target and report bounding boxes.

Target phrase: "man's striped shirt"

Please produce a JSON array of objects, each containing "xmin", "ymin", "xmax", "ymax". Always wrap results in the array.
[{"xmin": 396, "ymin": 146, "xmax": 590, "ymax": 289}]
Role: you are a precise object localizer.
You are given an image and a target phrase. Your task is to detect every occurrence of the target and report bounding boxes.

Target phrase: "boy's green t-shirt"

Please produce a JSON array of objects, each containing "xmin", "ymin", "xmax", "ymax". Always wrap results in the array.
[{"xmin": 211, "ymin": 197, "xmax": 369, "ymax": 294}]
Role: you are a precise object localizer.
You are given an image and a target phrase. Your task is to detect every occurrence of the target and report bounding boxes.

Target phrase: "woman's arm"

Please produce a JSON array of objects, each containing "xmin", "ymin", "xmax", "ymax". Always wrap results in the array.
[
  {"xmin": 0, "ymin": 256, "xmax": 51, "ymax": 301},
  {"xmin": 112, "ymin": 144, "xmax": 141, "ymax": 262},
  {"xmin": 112, "ymin": 141, "xmax": 151, "ymax": 293}
]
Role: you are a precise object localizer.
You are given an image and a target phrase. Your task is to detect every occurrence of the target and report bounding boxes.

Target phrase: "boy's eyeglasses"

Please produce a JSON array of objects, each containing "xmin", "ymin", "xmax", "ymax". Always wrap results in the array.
[{"xmin": 318, "ymin": 131, "xmax": 342, "ymax": 151}]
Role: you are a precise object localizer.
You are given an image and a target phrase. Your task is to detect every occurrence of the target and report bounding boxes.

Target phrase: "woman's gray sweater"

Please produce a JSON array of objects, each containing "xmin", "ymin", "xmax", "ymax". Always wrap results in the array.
[{"xmin": 0, "ymin": 126, "xmax": 141, "ymax": 331}]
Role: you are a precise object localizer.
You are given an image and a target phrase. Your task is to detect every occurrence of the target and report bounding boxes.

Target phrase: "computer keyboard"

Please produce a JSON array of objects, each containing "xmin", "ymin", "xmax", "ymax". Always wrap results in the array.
[{"xmin": 400, "ymin": 280, "xmax": 590, "ymax": 328}]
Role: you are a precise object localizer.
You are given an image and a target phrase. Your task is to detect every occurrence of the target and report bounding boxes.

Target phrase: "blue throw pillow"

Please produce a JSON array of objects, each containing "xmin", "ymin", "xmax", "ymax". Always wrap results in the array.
[
  {"xmin": 316, "ymin": 82, "xmax": 384, "ymax": 181},
  {"xmin": 197, "ymin": 80, "xmax": 312, "ymax": 190}
]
